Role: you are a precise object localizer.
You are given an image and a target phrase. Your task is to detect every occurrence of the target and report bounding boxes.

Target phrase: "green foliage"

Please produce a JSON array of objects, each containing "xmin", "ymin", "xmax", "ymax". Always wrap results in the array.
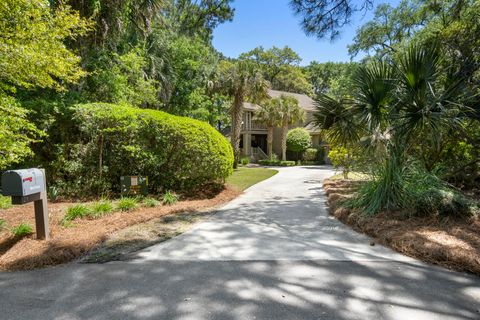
[
  {"xmin": 143, "ymin": 198, "xmax": 161, "ymax": 208},
  {"xmin": 0, "ymin": 0, "xmax": 90, "ymax": 90},
  {"xmin": 287, "ymin": 128, "xmax": 311, "ymax": 153},
  {"xmin": 303, "ymin": 148, "xmax": 319, "ymax": 162},
  {"xmin": 351, "ymin": 165, "xmax": 479, "ymax": 217},
  {"xmin": 117, "ymin": 197, "xmax": 138, "ymax": 212},
  {"xmin": 0, "ymin": 94, "xmax": 43, "ymax": 170},
  {"xmin": 350, "ymin": 152, "xmax": 409, "ymax": 215},
  {"xmin": 162, "ymin": 190, "xmax": 178, "ymax": 205},
  {"xmin": 0, "ymin": 196, "xmax": 12, "ymax": 210},
  {"xmin": 328, "ymin": 147, "xmax": 358, "ymax": 179},
  {"xmin": 307, "ymin": 61, "xmax": 358, "ymax": 97},
  {"xmin": 11, "ymin": 223, "xmax": 33, "ymax": 238},
  {"xmin": 91, "ymin": 201, "xmax": 114, "ymax": 218},
  {"xmin": 258, "ymin": 160, "xmax": 296, "ymax": 167},
  {"xmin": 50, "ymin": 103, "xmax": 233, "ymax": 197},
  {"xmin": 240, "ymin": 157, "xmax": 250, "ymax": 166},
  {"xmin": 63, "ymin": 204, "xmax": 92, "ymax": 222},
  {"xmin": 290, "ymin": 0, "xmax": 372, "ymax": 40},
  {"xmin": 0, "ymin": 218, "xmax": 6, "ymax": 230},
  {"xmin": 86, "ymin": 48, "xmax": 160, "ymax": 108}
]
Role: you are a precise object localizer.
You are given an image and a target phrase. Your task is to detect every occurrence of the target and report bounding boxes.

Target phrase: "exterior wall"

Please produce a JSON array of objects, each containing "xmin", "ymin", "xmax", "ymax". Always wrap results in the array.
[
  {"xmin": 239, "ymin": 108, "xmax": 329, "ymax": 161},
  {"xmin": 311, "ymin": 134, "xmax": 321, "ymax": 148}
]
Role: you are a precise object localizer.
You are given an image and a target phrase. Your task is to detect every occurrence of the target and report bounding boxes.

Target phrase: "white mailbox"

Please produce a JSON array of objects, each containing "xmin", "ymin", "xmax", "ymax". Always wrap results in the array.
[
  {"xmin": 1, "ymin": 169, "xmax": 46, "ymax": 197},
  {"xmin": 0, "ymin": 168, "xmax": 50, "ymax": 240}
]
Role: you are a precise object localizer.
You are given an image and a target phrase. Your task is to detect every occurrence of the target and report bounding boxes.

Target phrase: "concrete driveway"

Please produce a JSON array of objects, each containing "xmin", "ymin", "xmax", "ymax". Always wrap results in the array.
[{"xmin": 0, "ymin": 166, "xmax": 479, "ymax": 320}]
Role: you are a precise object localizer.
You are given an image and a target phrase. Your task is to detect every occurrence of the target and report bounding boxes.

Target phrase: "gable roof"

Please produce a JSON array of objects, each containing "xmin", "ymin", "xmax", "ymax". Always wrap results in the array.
[
  {"xmin": 267, "ymin": 90, "xmax": 316, "ymax": 111},
  {"xmin": 243, "ymin": 89, "xmax": 316, "ymax": 112}
]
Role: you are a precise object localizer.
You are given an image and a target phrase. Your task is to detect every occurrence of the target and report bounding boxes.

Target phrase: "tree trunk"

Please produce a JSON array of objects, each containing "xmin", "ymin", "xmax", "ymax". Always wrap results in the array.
[
  {"xmin": 281, "ymin": 124, "xmax": 288, "ymax": 161},
  {"xmin": 231, "ymin": 93, "xmax": 244, "ymax": 169},
  {"xmin": 267, "ymin": 126, "xmax": 274, "ymax": 159}
]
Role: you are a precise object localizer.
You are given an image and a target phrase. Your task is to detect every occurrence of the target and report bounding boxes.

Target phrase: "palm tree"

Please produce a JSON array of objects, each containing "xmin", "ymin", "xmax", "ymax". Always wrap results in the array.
[
  {"xmin": 255, "ymin": 99, "xmax": 282, "ymax": 159},
  {"xmin": 276, "ymin": 95, "xmax": 304, "ymax": 161},
  {"xmin": 219, "ymin": 60, "xmax": 269, "ymax": 168}
]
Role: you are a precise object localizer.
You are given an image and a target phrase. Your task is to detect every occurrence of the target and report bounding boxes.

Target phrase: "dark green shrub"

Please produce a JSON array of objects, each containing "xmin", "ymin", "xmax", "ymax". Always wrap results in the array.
[
  {"xmin": 414, "ymin": 188, "xmax": 479, "ymax": 217},
  {"xmin": 11, "ymin": 223, "xmax": 33, "ymax": 238},
  {"xmin": 50, "ymin": 103, "xmax": 233, "ymax": 197},
  {"xmin": 287, "ymin": 128, "xmax": 311, "ymax": 157}
]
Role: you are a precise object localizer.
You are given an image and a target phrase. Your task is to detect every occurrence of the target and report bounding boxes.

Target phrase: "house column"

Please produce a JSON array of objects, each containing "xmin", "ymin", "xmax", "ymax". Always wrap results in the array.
[{"xmin": 243, "ymin": 133, "xmax": 251, "ymax": 156}]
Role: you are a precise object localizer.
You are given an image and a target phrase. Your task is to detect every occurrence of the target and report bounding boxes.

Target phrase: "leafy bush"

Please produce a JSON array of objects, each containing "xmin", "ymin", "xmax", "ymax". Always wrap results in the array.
[
  {"xmin": 51, "ymin": 103, "xmax": 233, "ymax": 197},
  {"xmin": 350, "ymin": 163, "xmax": 480, "ymax": 217},
  {"xmin": 162, "ymin": 190, "xmax": 178, "ymax": 205},
  {"xmin": 11, "ymin": 223, "xmax": 33, "ymax": 238},
  {"xmin": 328, "ymin": 146, "xmax": 358, "ymax": 179},
  {"xmin": 143, "ymin": 198, "xmax": 160, "ymax": 208},
  {"xmin": 0, "ymin": 218, "xmax": 6, "ymax": 230},
  {"xmin": 303, "ymin": 148, "xmax": 319, "ymax": 162},
  {"xmin": 117, "ymin": 197, "xmax": 138, "ymax": 211},
  {"xmin": 287, "ymin": 128, "xmax": 311, "ymax": 155},
  {"xmin": 258, "ymin": 160, "xmax": 296, "ymax": 166},
  {"xmin": 63, "ymin": 204, "xmax": 92, "ymax": 222},
  {"xmin": 240, "ymin": 157, "xmax": 250, "ymax": 165},
  {"xmin": 91, "ymin": 201, "xmax": 114, "ymax": 218},
  {"xmin": 0, "ymin": 196, "xmax": 12, "ymax": 209}
]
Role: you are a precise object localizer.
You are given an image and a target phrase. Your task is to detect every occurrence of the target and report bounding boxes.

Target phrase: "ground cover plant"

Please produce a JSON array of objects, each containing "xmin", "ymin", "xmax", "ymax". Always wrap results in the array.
[
  {"xmin": 117, "ymin": 197, "xmax": 138, "ymax": 212},
  {"xmin": 0, "ymin": 196, "xmax": 12, "ymax": 210},
  {"xmin": 162, "ymin": 191, "xmax": 178, "ymax": 206},
  {"xmin": 11, "ymin": 223, "xmax": 33, "ymax": 238}
]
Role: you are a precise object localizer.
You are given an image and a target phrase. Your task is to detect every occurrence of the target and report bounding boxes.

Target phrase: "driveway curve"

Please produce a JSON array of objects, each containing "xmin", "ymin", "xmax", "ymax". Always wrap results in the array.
[{"xmin": 0, "ymin": 166, "xmax": 479, "ymax": 320}]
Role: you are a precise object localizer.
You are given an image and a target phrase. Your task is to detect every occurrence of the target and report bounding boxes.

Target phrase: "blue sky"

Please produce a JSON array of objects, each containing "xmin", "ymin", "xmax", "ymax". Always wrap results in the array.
[{"xmin": 212, "ymin": 0, "xmax": 399, "ymax": 65}]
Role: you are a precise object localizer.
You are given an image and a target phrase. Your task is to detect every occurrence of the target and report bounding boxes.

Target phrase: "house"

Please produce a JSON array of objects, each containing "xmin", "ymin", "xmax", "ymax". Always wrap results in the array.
[{"xmin": 239, "ymin": 89, "xmax": 329, "ymax": 162}]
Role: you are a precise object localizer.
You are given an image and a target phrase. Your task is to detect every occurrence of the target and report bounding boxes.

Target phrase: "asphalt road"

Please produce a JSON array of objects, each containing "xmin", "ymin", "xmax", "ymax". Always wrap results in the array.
[{"xmin": 0, "ymin": 166, "xmax": 479, "ymax": 320}]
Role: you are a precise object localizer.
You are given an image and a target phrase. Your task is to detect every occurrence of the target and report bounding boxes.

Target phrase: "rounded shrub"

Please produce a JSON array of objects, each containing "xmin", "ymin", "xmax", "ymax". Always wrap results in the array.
[
  {"xmin": 287, "ymin": 128, "xmax": 311, "ymax": 154},
  {"xmin": 59, "ymin": 103, "xmax": 233, "ymax": 195},
  {"xmin": 303, "ymin": 148, "xmax": 319, "ymax": 162}
]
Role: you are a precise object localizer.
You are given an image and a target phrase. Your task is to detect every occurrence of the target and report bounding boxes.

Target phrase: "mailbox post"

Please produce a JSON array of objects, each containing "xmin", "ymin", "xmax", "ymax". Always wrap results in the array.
[{"xmin": 1, "ymin": 168, "xmax": 49, "ymax": 240}]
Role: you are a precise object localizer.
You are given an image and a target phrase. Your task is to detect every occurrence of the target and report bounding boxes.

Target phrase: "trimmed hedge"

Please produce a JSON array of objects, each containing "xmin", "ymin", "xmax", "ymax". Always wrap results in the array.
[
  {"xmin": 53, "ymin": 103, "xmax": 233, "ymax": 195},
  {"xmin": 258, "ymin": 160, "xmax": 296, "ymax": 166}
]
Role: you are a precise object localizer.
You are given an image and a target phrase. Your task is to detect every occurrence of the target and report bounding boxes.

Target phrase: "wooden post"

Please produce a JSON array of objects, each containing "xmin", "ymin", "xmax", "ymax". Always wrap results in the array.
[{"xmin": 34, "ymin": 169, "xmax": 49, "ymax": 240}]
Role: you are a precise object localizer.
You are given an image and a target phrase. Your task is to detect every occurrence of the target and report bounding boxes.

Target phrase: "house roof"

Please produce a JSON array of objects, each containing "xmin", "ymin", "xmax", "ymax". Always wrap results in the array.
[
  {"xmin": 303, "ymin": 121, "xmax": 321, "ymax": 134},
  {"xmin": 243, "ymin": 89, "xmax": 316, "ymax": 112},
  {"xmin": 267, "ymin": 90, "xmax": 316, "ymax": 111}
]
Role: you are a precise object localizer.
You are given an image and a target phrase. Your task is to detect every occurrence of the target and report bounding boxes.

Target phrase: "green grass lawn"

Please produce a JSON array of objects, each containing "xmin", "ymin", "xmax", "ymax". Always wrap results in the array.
[{"xmin": 226, "ymin": 167, "xmax": 278, "ymax": 191}]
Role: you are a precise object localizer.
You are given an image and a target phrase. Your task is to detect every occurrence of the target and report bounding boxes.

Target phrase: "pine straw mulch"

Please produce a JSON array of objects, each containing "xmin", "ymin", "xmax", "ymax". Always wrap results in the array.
[
  {"xmin": 323, "ymin": 179, "xmax": 480, "ymax": 275},
  {"xmin": 0, "ymin": 186, "xmax": 240, "ymax": 271}
]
